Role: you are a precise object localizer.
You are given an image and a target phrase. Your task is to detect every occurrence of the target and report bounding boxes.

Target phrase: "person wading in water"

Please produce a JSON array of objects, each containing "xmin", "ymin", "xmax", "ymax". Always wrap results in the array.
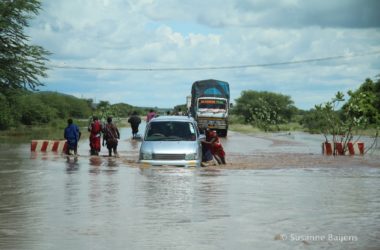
[
  {"xmin": 128, "ymin": 111, "xmax": 141, "ymax": 139},
  {"xmin": 88, "ymin": 116, "xmax": 102, "ymax": 155},
  {"xmin": 103, "ymin": 117, "xmax": 120, "ymax": 157},
  {"xmin": 64, "ymin": 118, "xmax": 81, "ymax": 156}
]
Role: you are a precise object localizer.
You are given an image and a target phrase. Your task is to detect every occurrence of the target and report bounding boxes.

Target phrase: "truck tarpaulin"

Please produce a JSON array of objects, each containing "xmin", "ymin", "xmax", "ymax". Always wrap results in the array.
[{"xmin": 191, "ymin": 79, "xmax": 230, "ymax": 111}]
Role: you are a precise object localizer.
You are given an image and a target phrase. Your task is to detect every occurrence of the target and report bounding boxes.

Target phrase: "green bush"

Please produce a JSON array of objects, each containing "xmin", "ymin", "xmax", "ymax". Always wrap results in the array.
[
  {"xmin": 18, "ymin": 94, "xmax": 57, "ymax": 125},
  {"xmin": 233, "ymin": 90, "xmax": 296, "ymax": 131},
  {"xmin": 37, "ymin": 92, "xmax": 93, "ymax": 118},
  {"xmin": 0, "ymin": 94, "xmax": 14, "ymax": 129}
]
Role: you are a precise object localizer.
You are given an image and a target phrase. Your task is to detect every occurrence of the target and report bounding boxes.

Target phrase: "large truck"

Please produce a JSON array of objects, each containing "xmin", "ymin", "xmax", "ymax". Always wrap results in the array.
[{"xmin": 187, "ymin": 79, "xmax": 230, "ymax": 137}]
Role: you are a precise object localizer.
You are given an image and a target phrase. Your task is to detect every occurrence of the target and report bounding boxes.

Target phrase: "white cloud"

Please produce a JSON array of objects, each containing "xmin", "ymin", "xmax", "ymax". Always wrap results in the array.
[{"xmin": 26, "ymin": 0, "xmax": 380, "ymax": 110}]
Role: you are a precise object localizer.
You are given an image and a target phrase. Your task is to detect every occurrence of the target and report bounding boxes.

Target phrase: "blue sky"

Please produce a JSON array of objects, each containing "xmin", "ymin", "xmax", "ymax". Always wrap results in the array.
[{"xmin": 27, "ymin": 0, "xmax": 380, "ymax": 109}]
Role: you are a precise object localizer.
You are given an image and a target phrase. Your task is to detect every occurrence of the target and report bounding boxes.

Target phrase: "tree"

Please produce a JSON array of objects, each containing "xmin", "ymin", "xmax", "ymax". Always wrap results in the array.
[
  {"xmin": 0, "ymin": 0, "xmax": 50, "ymax": 91},
  {"xmin": 234, "ymin": 90, "xmax": 296, "ymax": 131},
  {"xmin": 303, "ymin": 77, "xmax": 379, "ymax": 137},
  {"xmin": 343, "ymin": 78, "xmax": 380, "ymax": 125},
  {"xmin": 302, "ymin": 87, "xmax": 379, "ymax": 155},
  {"xmin": 91, "ymin": 101, "xmax": 122, "ymax": 123},
  {"xmin": 174, "ymin": 104, "xmax": 187, "ymax": 115},
  {"xmin": 0, "ymin": 93, "xmax": 14, "ymax": 129},
  {"xmin": 304, "ymin": 92, "xmax": 348, "ymax": 140},
  {"xmin": 375, "ymin": 76, "xmax": 380, "ymax": 112}
]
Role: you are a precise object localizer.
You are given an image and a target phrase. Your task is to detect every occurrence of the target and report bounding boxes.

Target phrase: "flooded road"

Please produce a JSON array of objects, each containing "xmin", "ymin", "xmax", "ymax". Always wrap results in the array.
[{"xmin": 0, "ymin": 126, "xmax": 379, "ymax": 249}]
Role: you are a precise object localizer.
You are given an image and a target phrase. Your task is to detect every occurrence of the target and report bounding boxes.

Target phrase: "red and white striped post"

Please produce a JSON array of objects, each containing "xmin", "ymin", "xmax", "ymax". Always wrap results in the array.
[
  {"xmin": 322, "ymin": 141, "xmax": 364, "ymax": 155},
  {"xmin": 31, "ymin": 140, "xmax": 67, "ymax": 153}
]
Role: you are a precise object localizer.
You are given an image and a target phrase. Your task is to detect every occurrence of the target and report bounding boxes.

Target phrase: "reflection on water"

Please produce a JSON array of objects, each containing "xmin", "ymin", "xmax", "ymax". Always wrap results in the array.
[
  {"xmin": 129, "ymin": 138, "xmax": 140, "ymax": 150},
  {"xmin": 89, "ymin": 156, "xmax": 102, "ymax": 167},
  {"xmin": 0, "ymin": 132, "xmax": 379, "ymax": 250},
  {"xmin": 66, "ymin": 159, "xmax": 79, "ymax": 172}
]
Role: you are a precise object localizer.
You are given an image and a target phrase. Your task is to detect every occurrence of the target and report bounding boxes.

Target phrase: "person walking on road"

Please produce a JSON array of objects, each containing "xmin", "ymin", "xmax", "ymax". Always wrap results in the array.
[
  {"xmin": 64, "ymin": 118, "xmax": 81, "ymax": 155},
  {"xmin": 146, "ymin": 109, "xmax": 156, "ymax": 122},
  {"xmin": 103, "ymin": 117, "xmax": 120, "ymax": 157},
  {"xmin": 128, "ymin": 111, "xmax": 141, "ymax": 139},
  {"xmin": 88, "ymin": 116, "xmax": 102, "ymax": 155}
]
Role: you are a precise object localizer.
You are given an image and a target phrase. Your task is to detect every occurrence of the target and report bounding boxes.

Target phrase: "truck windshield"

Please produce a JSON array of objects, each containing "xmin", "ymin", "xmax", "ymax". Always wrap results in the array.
[
  {"xmin": 145, "ymin": 121, "xmax": 196, "ymax": 141},
  {"xmin": 198, "ymin": 99, "xmax": 226, "ymax": 109}
]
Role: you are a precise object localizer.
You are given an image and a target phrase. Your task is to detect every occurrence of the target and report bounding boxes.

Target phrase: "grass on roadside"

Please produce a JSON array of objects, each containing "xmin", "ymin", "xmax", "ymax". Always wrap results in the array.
[{"xmin": 229, "ymin": 122, "xmax": 305, "ymax": 134}]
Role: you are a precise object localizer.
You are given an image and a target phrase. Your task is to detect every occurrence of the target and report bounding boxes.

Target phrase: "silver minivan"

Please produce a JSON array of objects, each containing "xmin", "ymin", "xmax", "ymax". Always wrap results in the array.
[{"xmin": 139, "ymin": 116, "xmax": 203, "ymax": 167}]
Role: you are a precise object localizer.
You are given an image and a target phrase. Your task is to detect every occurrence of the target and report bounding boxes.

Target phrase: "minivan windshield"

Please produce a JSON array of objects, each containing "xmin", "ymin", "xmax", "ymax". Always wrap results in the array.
[{"xmin": 145, "ymin": 121, "xmax": 196, "ymax": 141}]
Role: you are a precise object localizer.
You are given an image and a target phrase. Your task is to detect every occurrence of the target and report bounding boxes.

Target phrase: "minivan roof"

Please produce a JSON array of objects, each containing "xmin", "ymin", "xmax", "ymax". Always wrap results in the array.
[{"xmin": 150, "ymin": 115, "xmax": 194, "ymax": 122}]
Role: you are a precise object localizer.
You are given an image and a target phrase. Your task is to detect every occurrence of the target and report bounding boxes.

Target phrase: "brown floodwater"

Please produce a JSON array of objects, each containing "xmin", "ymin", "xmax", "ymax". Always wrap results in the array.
[{"xmin": 0, "ymin": 124, "xmax": 379, "ymax": 249}]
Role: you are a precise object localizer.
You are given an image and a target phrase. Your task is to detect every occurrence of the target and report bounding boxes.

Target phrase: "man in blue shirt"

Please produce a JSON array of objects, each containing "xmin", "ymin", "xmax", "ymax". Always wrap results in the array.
[{"xmin": 64, "ymin": 119, "xmax": 81, "ymax": 155}]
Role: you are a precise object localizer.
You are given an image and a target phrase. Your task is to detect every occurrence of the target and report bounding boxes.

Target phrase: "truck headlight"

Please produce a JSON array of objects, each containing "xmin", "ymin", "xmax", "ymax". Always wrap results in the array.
[
  {"xmin": 185, "ymin": 153, "xmax": 197, "ymax": 160},
  {"xmin": 141, "ymin": 152, "xmax": 153, "ymax": 160}
]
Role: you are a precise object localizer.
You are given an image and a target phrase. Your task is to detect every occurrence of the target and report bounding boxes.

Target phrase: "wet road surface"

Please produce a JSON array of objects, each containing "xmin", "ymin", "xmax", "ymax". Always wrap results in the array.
[
  {"xmin": 26, "ymin": 124, "xmax": 380, "ymax": 170},
  {"xmin": 0, "ymin": 125, "xmax": 379, "ymax": 249}
]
